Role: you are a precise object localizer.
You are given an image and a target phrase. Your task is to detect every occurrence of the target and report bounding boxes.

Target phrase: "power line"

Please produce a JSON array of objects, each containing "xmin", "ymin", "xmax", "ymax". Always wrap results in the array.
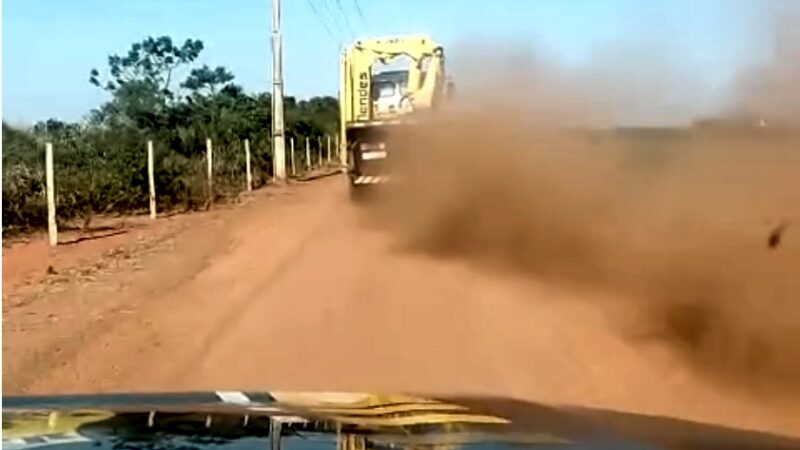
[
  {"xmin": 332, "ymin": 0, "xmax": 357, "ymax": 38},
  {"xmin": 317, "ymin": 0, "xmax": 340, "ymax": 35},
  {"xmin": 306, "ymin": 0, "xmax": 339, "ymax": 43},
  {"xmin": 351, "ymin": 0, "xmax": 367, "ymax": 31},
  {"xmin": 318, "ymin": 0, "xmax": 353, "ymax": 42}
]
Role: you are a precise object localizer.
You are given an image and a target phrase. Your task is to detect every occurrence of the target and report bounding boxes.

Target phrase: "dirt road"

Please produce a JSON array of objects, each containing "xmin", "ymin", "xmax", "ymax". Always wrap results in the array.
[{"xmin": 3, "ymin": 175, "xmax": 799, "ymax": 436}]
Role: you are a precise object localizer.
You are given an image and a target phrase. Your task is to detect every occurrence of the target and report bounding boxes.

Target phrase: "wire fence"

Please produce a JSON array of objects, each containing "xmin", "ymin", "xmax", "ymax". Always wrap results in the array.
[{"xmin": 2, "ymin": 134, "xmax": 341, "ymax": 243}]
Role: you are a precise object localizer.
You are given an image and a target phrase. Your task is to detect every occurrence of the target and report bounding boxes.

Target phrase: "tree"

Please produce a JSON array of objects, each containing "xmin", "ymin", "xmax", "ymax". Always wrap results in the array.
[
  {"xmin": 89, "ymin": 36, "xmax": 204, "ymax": 131},
  {"xmin": 181, "ymin": 65, "xmax": 235, "ymax": 97},
  {"xmin": 90, "ymin": 36, "xmax": 203, "ymax": 97},
  {"xmin": 4, "ymin": 34, "xmax": 343, "ymax": 233}
]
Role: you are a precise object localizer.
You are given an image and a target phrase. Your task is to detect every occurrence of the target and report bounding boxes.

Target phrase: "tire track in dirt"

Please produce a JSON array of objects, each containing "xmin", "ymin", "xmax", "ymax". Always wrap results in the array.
[
  {"xmin": 167, "ymin": 189, "xmax": 342, "ymax": 383},
  {"xmin": 3, "ymin": 211, "xmax": 232, "ymax": 393},
  {"xmin": 8, "ymin": 180, "xmax": 343, "ymax": 394}
]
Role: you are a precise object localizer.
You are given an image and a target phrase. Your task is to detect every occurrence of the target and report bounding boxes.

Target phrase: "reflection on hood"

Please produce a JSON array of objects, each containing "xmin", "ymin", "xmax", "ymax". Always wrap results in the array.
[{"xmin": 3, "ymin": 392, "xmax": 799, "ymax": 450}]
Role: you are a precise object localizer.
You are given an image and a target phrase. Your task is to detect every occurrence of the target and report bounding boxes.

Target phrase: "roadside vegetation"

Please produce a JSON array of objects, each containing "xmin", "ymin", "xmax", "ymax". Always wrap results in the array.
[{"xmin": 3, "ymin": 35, "xmax": 338, "ymax": 235}]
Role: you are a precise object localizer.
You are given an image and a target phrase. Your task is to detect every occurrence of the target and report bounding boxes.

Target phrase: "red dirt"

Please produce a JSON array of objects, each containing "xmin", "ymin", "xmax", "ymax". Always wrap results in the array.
[
  {"xmin": 3, "ymin": 176, "xmax": 799, "ymax": 437},
  {"xmin": 4, "ymin": 215, "xmax": 192, "ymax": 295}
]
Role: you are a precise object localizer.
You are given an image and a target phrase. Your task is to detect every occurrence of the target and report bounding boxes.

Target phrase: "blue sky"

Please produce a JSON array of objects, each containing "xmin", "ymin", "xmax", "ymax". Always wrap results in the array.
[{"xmin": 2, "ymin": 0, "xmax": 778, "ymax": 125}]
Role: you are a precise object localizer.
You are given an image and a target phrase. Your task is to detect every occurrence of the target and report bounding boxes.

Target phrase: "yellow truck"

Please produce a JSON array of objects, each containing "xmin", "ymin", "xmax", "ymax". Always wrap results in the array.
[{"xmin": 339, "ymin": 35, "xmax": 453, "ymax": 193}]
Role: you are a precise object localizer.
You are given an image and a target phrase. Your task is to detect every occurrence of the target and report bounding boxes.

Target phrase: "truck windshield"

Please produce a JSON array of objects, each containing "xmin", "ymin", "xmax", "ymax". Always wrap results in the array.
[
  {"xmin": 372, "ymin": 70, "xmax": 409, "ymax": 100},
  {"xmin": 373, "ymin": 82, "xmax": 396, "ymax": 98}
]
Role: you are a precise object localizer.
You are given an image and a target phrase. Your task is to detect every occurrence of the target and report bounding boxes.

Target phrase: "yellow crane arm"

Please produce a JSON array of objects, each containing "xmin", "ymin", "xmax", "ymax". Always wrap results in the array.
[{"xmin": 341, "ymin": 34, "xmax": 445, "ymax": 123}]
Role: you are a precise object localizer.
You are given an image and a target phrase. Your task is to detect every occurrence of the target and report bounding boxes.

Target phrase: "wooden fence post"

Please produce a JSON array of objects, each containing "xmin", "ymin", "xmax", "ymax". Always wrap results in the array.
[
  {"xmin": 244, "ymin": 139, "xmax": 253, "ymax": 192},
  {"xmin": 290, "ymin": 137, "xmax": 296, "ymax": 176},
  {"xmin": 305, "ymin": 137, "xmax": 311, "ymax": 170},
  {"xmin": 315, "ymin": 137, "xmax": 321, "ymax": 167},
  {"xmin": 326, "ymin": 134, "xmax": 331, "ymax": 164},
  {"xmin": 147, "ymin": 140, "xmax": 156, "ymax": 219},
  {"xmin": 338, "ymin": 132, "xmax": 346, "ymax": 170},
  {"xmin": 206, "ymin": 138, "xmax": 213, "ymax": 205},
  {"xmin": 45, "ymin": 142, "xmax": 57, "ymax": 246}
]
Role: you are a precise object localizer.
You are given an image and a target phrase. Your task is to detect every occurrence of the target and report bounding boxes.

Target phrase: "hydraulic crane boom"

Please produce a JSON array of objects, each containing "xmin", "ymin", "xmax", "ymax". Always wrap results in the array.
[{"xmin": 340, "ymin": 35, "xmax": 445, "ymax": 123}]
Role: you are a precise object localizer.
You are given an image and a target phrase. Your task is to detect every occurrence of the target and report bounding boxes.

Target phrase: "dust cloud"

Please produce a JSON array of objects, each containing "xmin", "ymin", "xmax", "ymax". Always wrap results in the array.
[
  {"xmin": 370, "ymin": 17, "xmax": 800, "ymax": 399},
  {"xmin": 729, "ymin": 1, "xmax": 800, "ymax": 126}
]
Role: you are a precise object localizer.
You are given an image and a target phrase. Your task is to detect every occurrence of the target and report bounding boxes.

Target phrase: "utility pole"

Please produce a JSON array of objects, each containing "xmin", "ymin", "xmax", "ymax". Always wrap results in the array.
[{"xmin": 271, "ymin": 0, "xmax": 287, "ymax": 181}]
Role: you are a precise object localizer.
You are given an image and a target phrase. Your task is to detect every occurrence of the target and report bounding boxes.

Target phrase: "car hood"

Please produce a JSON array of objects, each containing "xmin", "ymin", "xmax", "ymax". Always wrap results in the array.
[{"xmin": 3, "ymin": 391, "xmax": 799, "ymax": 450}]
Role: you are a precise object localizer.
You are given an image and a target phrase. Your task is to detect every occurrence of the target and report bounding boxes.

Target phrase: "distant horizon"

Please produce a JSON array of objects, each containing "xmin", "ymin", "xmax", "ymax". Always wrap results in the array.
[{"xmin": 1, "ymin": 89, "xmax": 339, "ymax": 128}]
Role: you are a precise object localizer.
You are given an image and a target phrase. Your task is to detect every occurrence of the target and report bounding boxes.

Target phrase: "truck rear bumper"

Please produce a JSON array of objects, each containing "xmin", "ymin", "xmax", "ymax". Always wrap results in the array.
[
  {"xmin": 345, "ymin": 119, "xmax": 416, "ymax": 190},
  {"xmin": 352, "ymin": 174, "xmax": 389, "ymax": 185},
  {"xmin": 347, "ymin": 118, "xmax": 415, "ymax": 128}
]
